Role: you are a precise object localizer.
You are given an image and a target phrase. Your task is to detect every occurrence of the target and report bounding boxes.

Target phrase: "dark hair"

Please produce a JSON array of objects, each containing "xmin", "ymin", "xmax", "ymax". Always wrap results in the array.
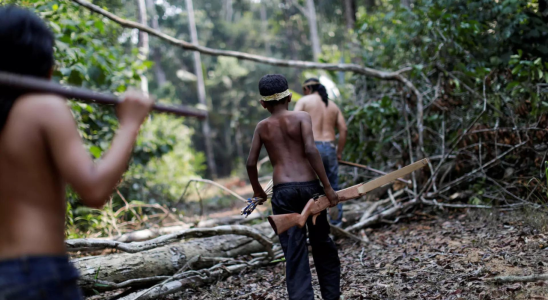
[
  {"xmin": 304, "ymin": 78, "xmax": 328, "ymax": 107},
  {"xmin": 0, "ymin": 6, "xmax": 55, "ymax": 132},
  {"xmin": 258, "ymin": 74, "xmax": 290, "ymax": 106}
]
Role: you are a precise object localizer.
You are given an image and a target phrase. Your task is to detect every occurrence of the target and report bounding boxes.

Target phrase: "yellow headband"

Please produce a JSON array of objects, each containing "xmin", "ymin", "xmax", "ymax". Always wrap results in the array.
[
  {"xmin": 261, "ymin": 89, "xmax": 291, "ymax": 101},
  {"xmin": 302, "ymin": 81, "xmax": 320, "ymax": 87}
]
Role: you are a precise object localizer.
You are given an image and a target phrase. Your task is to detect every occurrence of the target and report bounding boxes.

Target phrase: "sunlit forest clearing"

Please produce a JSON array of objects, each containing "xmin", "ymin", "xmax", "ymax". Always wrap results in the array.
[{"xmin": 2, "ymin": 0, "xmax": 548, "ymax": 299}]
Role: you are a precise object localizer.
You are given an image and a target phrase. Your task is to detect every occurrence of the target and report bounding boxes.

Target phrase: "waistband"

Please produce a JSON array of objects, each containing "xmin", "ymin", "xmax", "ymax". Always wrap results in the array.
[
  {"xmin": 0, "ymin": 255, "xmax": 70, "ymax": 268},
  {"xmin": 314, "ymin": 141, "xmax": 335, "ymax": 145},
  {"xmin": 273, "ymin": 180, "xmax": 320, "ymax": 190}
]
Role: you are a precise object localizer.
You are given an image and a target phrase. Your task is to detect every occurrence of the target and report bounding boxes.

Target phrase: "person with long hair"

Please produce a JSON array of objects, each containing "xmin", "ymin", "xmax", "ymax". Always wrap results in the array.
[{"xmin": 295, "ymin": 78, "xmax": 347, "ymax": 226}]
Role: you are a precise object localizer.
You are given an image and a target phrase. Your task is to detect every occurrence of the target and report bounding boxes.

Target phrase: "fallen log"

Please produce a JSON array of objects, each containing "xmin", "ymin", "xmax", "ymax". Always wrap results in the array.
[
  {"xmin": 67, "ymin": 225, "xmax": 273, "ymax": 257},
  {"xmin": 72, "ymin": 224, "xmax": 274, "ymax": 292},
  {"xmin": 114, "ymin": 225, "xmax": 191, "ymax": 243},
  {"xmin": 113, "ymin": 212, "xmax": 263, "ymax": 243}
]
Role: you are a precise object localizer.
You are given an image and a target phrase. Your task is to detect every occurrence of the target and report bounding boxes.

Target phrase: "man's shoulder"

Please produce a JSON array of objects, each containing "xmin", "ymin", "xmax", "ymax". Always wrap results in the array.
[
  {"xmin": 297, "ymin": 94, "xmax": 316, "ymax": 105},
  {"xmin": 288, "ymin": 110, "xmax": 310, "ymax": 120},
  {"xmin": 13, "ymin": 94, "xmax": 68, "ymax": 114},
  {"xmin": 327, "ymin": 100, "xmax": 340, "ymax": 109}
]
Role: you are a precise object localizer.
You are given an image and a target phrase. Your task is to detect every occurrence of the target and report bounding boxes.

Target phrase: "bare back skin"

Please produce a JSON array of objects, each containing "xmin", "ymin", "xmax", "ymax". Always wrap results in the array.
[
  {"xmin": 0, "ymin": 95, "xmax": 67, "ymax": 258},
  {"xmin": 246, "ymin": 99, "xmax": 338, "ymax": 206},
  {"xmin": 0, "ymin": 92, "xmax": 152, "ymax": 260},
  {"xmin": 256, "ymin": 111, "xmax": 317, "ymax": 184},
  {"xmin": 294, "ymin": 94, "xmax": 342, "ymax": 142}
]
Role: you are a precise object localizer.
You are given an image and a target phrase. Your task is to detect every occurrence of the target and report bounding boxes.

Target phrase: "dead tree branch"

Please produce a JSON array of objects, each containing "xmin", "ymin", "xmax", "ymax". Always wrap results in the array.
[
  {"xmin": 121, "ymin": 260, "xmax": 270, "ymax": 300},
  {"xmin": 180, "ymin": 178, "xmax": 247, "ymax": 203},
  {"xmin": 70, "ymin": 0, "xmax": 421, "ymax": 97},
  {"xmin": 346, "ymin": 199, "xmax": 418, "ymax": 232},
  {"xmin": 487, "ymin": 273, "xmax": 548, "ymax": 283},
  {"xmin": 329, "ymin": 224, "xmax": 368, "ymax": 244}
]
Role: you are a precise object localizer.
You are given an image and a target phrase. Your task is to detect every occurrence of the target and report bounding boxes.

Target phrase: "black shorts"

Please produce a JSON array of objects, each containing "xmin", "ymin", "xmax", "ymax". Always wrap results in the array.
[{"xmin": 0, "ymin": 256, "xmax": 83, "ymax": 300}]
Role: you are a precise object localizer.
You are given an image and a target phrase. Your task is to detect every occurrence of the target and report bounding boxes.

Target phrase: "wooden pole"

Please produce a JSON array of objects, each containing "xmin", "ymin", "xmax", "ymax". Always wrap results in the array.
[{"xmin": 0, "ymin": 71, "xmax": 207, "ymax": 119}]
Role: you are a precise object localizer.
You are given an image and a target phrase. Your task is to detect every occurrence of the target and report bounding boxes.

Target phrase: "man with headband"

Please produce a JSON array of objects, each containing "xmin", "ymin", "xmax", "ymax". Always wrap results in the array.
[
  {"xmin": 295, "ymin": 78, "xmax": 347, "ymax": 227},
  {"xmin": 246, "ymin": 74, "xmax": 341, "ymax": 300}
]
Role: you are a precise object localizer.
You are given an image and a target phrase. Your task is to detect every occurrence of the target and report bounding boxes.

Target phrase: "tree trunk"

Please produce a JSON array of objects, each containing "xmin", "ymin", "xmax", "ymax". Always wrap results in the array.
[
  {"xmin": 74, "ymin": 234, "xmax": 266, "ymax": 291},
  {"xmin": 225, "ymin": 0, "xmax": 233, "ymax": 22},
  {"xmin": 73, "ymin": 223, "xmax": 275, "ymax": 292},
  {"xmin": 235, "ymin": 121, "xmax": 244, "ymax": 162},
  {"xmin": 260, "ymin": 4, "xmax": 271, "ymax": 56},
  {"xmin": 136, "ymin": 0, "xmax": 149, "ymax": 94},
  {"xmin": 282, "ymin": 0, "xmax": 302, "ymax": 89},
  {"xmin": 185, "ymin": 0, "xmax": 218, "ymax": 179},
  {"xmin": 306, "ymin": 0, "xmax": 321, "ymax": 62},
  {"xmin": 343, "ymin": 0, "xmax": 356, "ymax": 30},
  {"xmin": 145, "ymin": 0, "xmax": 166, "ymax": 87}
]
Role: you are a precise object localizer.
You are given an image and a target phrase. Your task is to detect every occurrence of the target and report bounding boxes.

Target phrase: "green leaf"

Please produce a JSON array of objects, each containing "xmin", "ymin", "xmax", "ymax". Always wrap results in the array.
[
  {"xmin": 90, "ymin": 146, "xmax": 102, "ymax": 159},
  {"xmin": 94, "ymin": 266, "xmax": 101, "ymax": 280}
]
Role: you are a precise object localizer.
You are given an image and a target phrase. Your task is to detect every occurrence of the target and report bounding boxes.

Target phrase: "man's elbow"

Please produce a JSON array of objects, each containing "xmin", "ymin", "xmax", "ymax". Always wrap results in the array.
[
  {"xmin": 245, "ymin": 159, "xmax": 257, "ymax": 170},
  {"xmin": 79, "ymin": 188, "xmax": 109, "ymax": 209},
  {"xmin": 304, "ymin": 145, "xmax": 318, "ymax": 157}
]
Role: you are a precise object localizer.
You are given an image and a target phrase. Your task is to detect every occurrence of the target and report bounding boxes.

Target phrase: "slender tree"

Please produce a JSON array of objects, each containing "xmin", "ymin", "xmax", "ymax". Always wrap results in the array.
[
  {"xmin": 306, "ymin": 0, "xmax": 321, "ymax": 61},
  {"xmin": 185, "ymin": 0, "xmax": 218, "ymax": 179},
  {"xmin": 343, "ymin": 0, "xmax": 356, "ymax": 30},
  {"xmin": 259, "ymin": 3, "xmax": 271, "ymax": 56},
  {"xmin": 290, "ymin": 0, "xmax": 321, "ymax": 61},
  {"xmin": 145, "ymin": 0, "xmax": 166, "ymax": 87},
  {"xmin": 225, "ymin": 0, "xmax": 233, "ymax": 23},
  {"xmin": 136, "ymin": 0, "xmax": 149, "ymax": 94}
]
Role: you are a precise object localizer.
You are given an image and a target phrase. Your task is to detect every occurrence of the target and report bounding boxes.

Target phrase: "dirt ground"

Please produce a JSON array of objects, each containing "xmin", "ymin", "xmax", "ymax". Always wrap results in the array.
[{"xmin": 162, "ymin": 209, "xmax": 548, "ymax": 300}]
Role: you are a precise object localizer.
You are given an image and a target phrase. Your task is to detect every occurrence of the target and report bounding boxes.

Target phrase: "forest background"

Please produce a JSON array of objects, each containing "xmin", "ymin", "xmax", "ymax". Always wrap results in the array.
[{"xmin": 2, "ymin": 0, "xmax": 548, "ymax": 239}]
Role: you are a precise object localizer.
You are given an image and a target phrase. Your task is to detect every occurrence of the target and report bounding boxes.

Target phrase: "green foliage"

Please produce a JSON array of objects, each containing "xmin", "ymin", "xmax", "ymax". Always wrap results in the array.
[
  {"xmin": 121, "ymin": 115, "xmax": 206, "ymax": 203},
  {"xmin": 5, "ymin": 0, "xmax": 202, "ymax": 237},
  {"xmin": 342, "ymin": 0, "xmax": 548, "ymax": 166}
]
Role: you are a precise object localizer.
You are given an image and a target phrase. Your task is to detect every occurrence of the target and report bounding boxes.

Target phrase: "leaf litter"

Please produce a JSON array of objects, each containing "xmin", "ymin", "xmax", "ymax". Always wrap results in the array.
[{"xmin": 108, "ymin": 209, "xmax": 548, "ymax": 299}]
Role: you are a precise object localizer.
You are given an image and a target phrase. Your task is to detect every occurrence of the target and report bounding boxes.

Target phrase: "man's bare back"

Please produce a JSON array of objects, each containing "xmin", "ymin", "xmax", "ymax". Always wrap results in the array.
[
  {"xmin": 246, "ymin": 74, "xmax": 338, "ymax": 206},
  {"xmin": 255, "ymin": 111, "xmax": 317, "ymax": 185},
  {"xmin": 0, "ymin": 95, "xmax": 68, "ymax": 258},
  {"xmin": 294, "ymin": 93, "xmax": 343, "ymax": 142},
  {"xmin": 0, "ymin": 92, "xmax": 152, "ymax": 260}
]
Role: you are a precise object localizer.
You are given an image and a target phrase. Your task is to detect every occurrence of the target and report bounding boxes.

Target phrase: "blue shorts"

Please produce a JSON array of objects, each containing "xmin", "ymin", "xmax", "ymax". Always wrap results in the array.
[
  {"xmin": 315, "ymin": 141, "xmax": 342, "ymax": 226},
  {"xmin": 0, "ymin": 256, "xmax": 83, "ymax": 300}
]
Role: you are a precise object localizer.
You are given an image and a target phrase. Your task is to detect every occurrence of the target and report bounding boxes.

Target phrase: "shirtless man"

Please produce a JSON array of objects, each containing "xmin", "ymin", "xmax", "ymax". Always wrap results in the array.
[
  {"xmin": 294, "ymin": 78, "xmax": 347, "ymax": 226},
  {"xmin": 246, "ymin": 74, "xmax": 341, "ymax": 300},
  {"xmin": 0, "ymin": 7, "xmax": 153, "ymax": 299}
]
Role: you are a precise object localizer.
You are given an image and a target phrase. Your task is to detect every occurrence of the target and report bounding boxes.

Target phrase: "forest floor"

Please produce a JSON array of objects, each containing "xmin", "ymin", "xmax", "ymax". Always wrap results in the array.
[{"xmin": 160, "ymin": 209, "xmax": 548, "ymax": 300}]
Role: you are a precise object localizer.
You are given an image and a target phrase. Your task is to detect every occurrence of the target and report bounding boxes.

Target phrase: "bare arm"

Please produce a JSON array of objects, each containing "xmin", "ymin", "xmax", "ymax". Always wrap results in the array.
[
  {"xmin": 336, "ymin": 108, "xmax": 347, "ymax": 160},
  {"xmin": 246, "ymin": 124, "xmax": 267, "ymax": 200},
  {"xmin": 42, "ymin": 92, "xmax": 152, "ymax": 208},
  {"xmin": 300, "ymin": 113, "xmax": 339, "ymax": 205}
]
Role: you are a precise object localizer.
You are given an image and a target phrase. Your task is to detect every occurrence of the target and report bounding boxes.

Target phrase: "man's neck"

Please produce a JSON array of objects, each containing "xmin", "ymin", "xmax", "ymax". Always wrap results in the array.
[{"xmin": 269, "ymin": 105, "xmax": 288, "ymax": 116}]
